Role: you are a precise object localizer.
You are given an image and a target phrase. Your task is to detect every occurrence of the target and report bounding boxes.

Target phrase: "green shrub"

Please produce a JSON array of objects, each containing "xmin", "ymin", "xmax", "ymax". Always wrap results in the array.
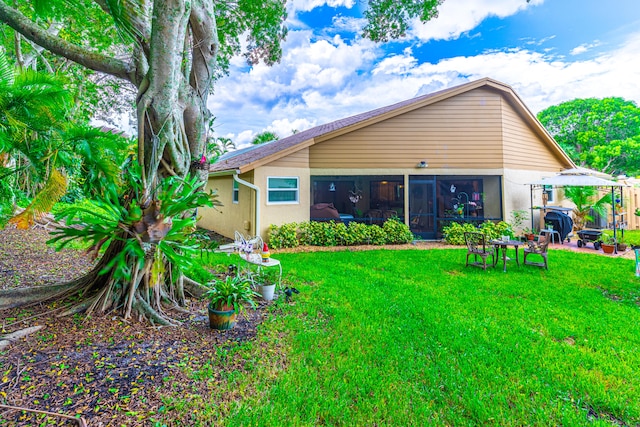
[
  {"xmin": 367, "ymin": 224, "xmax": 387, "ymax": 245},
  {"xmin": 268, "ymin": 223, "xmax": 299, "ymax": 249},
  {"xmin": 442, "ymin": 222, "xmax": 479, "ymax": 245},
  {"xmin": 269, "ymin": 218, "xmax": 415, "ymax": 248},
  {"xmin": 443, "ymin": 220, "xmax": 514, "ymax": 245},
  {"xmin": 346, "ymin": 222, "xmax": 370, "ymax": 245},
  {"xmin": 299, "ymin": 221, "xmax": 338, "ymax": 246},
  {"xmin": 478, "ymin": 221, "xmax": 512, "ymax": 241},
  {"xmin": 382, "ymin": 218, "xmax": 414, "ymax": 244}
]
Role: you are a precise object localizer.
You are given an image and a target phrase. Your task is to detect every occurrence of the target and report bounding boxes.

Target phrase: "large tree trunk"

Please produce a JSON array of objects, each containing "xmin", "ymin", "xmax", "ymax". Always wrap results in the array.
[{"xmin": 0, "ymin": 0, "xmax": 219, "ymax": 324}]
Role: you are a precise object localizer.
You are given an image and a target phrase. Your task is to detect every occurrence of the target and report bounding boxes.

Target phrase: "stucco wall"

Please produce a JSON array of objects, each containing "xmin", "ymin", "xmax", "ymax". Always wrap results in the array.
[
  {"xmin": 253, "ymin": 165, "xmax": 311, "ymax": 240},
  {"xmin": 198, "ymin": 172, "xmax": 256, "ymax": 239}
]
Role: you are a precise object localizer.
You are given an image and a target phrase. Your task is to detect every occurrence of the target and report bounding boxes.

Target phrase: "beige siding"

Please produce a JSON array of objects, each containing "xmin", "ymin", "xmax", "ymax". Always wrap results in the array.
[
  {"xmin": 266, "ymin": 147, "xmax": 309, "ymax": 168},
  {"xmin": 501, "ymin": 99, "xmax": 565, "ymax": 171},
  {"xmin": 310, "ymin": 88, "xmax": 505, "ymax": 169}
]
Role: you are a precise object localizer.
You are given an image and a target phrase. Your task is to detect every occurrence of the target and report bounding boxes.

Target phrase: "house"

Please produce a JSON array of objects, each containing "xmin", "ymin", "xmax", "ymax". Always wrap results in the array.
[{"xmin": 199, "ymin": 78, "xmax": 575, "ymax": 241}]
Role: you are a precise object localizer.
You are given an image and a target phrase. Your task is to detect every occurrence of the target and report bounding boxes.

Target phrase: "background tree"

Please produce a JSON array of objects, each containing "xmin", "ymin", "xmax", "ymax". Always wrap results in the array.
[
  {"xmin": 537, "ymin": 97, "xmax": 640, "ymax": 176},
  {"xmin": 0, "ymin": 0, "xmax": 447, "ymax": 324},
  {"xmin": 0, "ymin": 49, "xmax": 129, "ymax": 226},
  {"xmin": 251, "ymin": 130, "xmax": 279, "ymax": 145}
]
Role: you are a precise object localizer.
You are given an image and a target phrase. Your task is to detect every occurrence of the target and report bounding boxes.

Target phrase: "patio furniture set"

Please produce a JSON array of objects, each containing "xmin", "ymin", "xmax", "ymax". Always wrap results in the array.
[{"xmin": 464, "ymin": 232, "xmax": 550, "ymax": 272}]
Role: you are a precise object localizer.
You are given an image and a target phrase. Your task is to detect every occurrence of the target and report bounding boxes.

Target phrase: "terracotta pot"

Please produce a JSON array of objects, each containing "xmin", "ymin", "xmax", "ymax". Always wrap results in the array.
[
  {"xmin": 525, "ymin": 233, "xmax": 535, "ymax": 241},
  {"xmin": 601, "ymin": 244, "xmax": 615, "ymax": 254}
]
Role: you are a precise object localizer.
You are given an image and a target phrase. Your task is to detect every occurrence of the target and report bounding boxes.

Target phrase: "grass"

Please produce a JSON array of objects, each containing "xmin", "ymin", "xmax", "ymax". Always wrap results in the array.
[{"xmin": 155, "ymin": 247, "xmax": 640, "ymax": 426}]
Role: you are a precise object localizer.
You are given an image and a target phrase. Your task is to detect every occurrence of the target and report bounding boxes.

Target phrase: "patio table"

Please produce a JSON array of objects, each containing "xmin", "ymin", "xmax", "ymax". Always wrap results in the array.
[{"xmin": 490, "ymin": 239, "xmax": 522, "ymax": 272}]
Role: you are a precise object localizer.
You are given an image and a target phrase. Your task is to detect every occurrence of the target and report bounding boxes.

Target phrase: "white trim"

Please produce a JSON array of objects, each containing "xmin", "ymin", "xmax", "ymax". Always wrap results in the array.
[
  {"xmin": 267, "ymin": 176, "xmax": 299, "ymax": 205},
  {"xmin": 234, "ymin": 174, "xmax": 260, "ymax": 236}
]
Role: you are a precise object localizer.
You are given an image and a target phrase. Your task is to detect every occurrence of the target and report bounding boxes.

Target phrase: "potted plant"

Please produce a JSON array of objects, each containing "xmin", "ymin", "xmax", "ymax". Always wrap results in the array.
[
  {"xmin": 522, "ymin": 228, "xmax": 536, "ymax": 241},
  {"xmin": 251, "ymin": 269, "xmax": 280, "ymax": 301},
  {"xmin": 601, "ymin": 237, "xmax": 616, "ymax": 254},
  {"xmin": 204, "ymin": 274, "xmax": 259, "ymax": 330},
  {"xmin": 616, "ymin": 236, "xmax": 628, "ymax": 252}
]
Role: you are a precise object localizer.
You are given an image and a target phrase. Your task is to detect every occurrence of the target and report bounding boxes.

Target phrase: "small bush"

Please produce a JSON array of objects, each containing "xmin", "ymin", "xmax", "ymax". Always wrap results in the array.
[
  {"xmin": 443, "ymin": 220, "xmax": 514, "ymax": 245},
  {"xmin": 478, "ymin": 221, "xmax": 512, "ymax": 241},
  {"xmin": 268, "ymin": 218, "xmax": 416, "ymax": 248},
  {"xmin": 299, "ymin": 221, "xmax": 333, "ymax": 246},
  {"xmin": 442, "ymin": 222, "xmax": 479, "ymax": 245},
  {"xmin": 346, "ymin": 222, "xmax": 370, "ymax": 245},
  {"xmin": 367, "ymin": 224, "xmax": 387, "ymax": 245},
  {"xmin": 383, "ymin": 218, "xmax": 414, "ymax": 244},
  {"xmin": 269, "ymin": 223, "xmax": 299, "ymax": 249}
]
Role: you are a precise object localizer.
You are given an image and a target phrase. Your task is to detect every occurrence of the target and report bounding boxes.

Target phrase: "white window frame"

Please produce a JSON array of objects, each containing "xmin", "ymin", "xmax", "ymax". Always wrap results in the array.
[
  {"xmin": 267, "ymin": 176, "xmax": 299, "ymax": 205},
  {"xmin": 232, "ymin": 180, "xmax": 239, "ymax": 204}
]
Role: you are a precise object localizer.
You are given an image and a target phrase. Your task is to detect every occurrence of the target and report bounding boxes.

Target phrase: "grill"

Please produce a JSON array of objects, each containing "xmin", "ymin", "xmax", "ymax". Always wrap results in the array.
[
  {"xmin": 544, "ymin": 210, "xmax": 574, "ymax": 243},
  {"xmin": 576, "ymin": 229, "xmax": 602, "ymax": 250}
]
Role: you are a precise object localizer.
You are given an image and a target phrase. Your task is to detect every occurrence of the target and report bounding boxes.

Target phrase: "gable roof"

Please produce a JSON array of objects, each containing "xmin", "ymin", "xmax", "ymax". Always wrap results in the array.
[{"xmin": 210, "ymin": 77, "xmax": 574, "ymax": 174}]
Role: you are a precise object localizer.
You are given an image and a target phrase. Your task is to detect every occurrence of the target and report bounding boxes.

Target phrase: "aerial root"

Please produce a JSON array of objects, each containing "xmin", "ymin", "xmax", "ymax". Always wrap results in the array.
[{"xmin": 133, "ymin": 294, "xmax": 179, "ymax": 326}]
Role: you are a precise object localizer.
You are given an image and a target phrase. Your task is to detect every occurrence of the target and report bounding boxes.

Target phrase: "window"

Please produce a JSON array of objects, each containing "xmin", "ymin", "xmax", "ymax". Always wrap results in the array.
[
  {"xmin": 232, "ymin": 180, "xmax": 239, "ymax": 203},
  {"xmin": 543, "ymin": 185, "xmax": 554, "ymax": 203},
  {"xmin": 267, "ymin": 177, "xmax": 299, "ymax": 204}
]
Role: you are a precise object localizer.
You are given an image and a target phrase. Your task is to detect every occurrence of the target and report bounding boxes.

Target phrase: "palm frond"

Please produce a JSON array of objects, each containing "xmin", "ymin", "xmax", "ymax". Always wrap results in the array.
[
  {"xmin": 0, "ymin": 50, "xmax": 14, "ymax": 88},
  {"xmin": 104, "ymin": 0, "xmax": 150, "ymax": 43},
  {"xmin": 9, "ymin": 169, "xmax": 68, "ymax": 229}
]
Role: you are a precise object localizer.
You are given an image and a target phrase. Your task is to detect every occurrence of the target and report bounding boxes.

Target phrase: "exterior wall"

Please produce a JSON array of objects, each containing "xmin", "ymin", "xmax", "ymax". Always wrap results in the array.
[
  {"xmin": 201, "ymin": 86, "xmax": 576, "ymax": 240},
  {"xmin": 198, "ymin": 171, "xmax": 256, "ymax": 239},
  {"xmin": 310, "ymin": 88, "xmax": 505, "ymax": 169},
  {"xmin": 501, "ymin": 98, "xmax": 566, "ymax": 171},
  {"xmin": 252, "ymin": 165, "xmax": 311, "ymax": 240}
]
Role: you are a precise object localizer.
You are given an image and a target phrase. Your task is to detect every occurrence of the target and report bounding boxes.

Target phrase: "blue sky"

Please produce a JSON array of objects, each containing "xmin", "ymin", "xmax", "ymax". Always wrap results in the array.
[{"xmin": 209, "ymin": 0, "xmax": 640, "ymax": 148}]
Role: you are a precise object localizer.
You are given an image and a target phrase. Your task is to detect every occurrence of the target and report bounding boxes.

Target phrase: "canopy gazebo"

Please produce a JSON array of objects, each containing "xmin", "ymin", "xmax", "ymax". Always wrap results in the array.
[{"xmin": 528, "ymin": 168, "xmax": 627, "ymax": 253}]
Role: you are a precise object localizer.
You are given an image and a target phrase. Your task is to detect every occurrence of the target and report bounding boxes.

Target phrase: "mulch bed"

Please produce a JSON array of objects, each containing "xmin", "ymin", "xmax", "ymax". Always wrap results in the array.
[{"xmin": 0, "ymin": 227, "xmax": 267, "ymax": 426}]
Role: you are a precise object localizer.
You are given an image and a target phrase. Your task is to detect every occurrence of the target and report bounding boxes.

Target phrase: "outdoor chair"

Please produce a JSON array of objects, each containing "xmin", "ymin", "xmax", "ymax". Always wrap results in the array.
[
  {"xmin": 464, "ymin": 232, "xmax": 495, "ymax": 270},
  {"xmin": 523, "ymin": 234, "xmax": 550, "ymax": 270}
]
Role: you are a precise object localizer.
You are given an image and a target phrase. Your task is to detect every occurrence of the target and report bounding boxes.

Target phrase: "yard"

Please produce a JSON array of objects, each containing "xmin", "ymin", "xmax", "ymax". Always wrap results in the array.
[
  {"xmin": 160, "ymin": 247, "xmax": 640, "ymax": 426},
  {"xmin": 2, "ymin": 230, "xmax": 639, "ymax": 426}
]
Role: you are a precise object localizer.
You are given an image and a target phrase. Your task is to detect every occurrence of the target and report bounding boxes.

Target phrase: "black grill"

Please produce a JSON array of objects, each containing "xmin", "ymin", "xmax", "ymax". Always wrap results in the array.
[{"xmin": 544, "ymin": 210, "xmax": 573, "ymax": 243}]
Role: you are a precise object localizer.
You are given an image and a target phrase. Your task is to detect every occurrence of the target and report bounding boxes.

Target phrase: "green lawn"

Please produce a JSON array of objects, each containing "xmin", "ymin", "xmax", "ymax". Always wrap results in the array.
[{"xmin": 161, "ymin": 248, "xmax": 640, "ymax": 426}]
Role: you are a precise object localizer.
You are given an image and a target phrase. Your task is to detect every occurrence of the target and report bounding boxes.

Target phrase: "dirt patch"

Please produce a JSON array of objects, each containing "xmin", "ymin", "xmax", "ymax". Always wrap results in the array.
[{"xmin": 0, "ymin": 227, "xmax": 268, "ymax": 426}]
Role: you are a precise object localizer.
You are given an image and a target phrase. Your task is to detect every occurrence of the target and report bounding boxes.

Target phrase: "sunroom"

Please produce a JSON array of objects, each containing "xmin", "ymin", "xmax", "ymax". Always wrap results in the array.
[{"xmin": 309, "ymin": 174, "xmax": 504, "ymax": 239}]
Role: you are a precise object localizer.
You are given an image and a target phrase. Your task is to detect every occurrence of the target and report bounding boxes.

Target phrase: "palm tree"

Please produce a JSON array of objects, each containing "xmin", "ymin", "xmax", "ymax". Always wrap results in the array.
[
  {"xmin": 0, "ymin": 51, "xmax": 130, "ymax": 227},
  {"xmin": 563, "ymin": 186, "xmax": 612, "ymax": 231},
  {"xmin": 0, "ymin": 49, "xmax": 70, "ymax": 222}
]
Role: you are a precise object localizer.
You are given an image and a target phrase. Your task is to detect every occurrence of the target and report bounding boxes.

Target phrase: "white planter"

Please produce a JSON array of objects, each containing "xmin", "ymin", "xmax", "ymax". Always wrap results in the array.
[{"xmin": 259, "ymin": 284, "xmax": 276, "ymax": 301}]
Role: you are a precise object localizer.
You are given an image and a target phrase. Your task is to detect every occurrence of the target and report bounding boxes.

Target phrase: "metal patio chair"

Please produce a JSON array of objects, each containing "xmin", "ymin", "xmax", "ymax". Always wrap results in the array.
[
  {"xmin": 464, "ymin": 232, "xmax": 495, "ymax": 270},
  {"xmin": 523, "ymin": 234, "xmax": 550, "ymax": 270}
]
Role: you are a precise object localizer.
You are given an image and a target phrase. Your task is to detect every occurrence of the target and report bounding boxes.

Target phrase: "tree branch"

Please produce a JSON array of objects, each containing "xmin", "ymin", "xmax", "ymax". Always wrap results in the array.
[{"xmin": 0, "ymin": 1, "xmax": 135, "ymax": 82}]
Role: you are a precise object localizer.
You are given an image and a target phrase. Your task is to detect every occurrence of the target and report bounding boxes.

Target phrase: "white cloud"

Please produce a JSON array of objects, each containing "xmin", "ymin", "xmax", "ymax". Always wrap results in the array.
[
  {"xmin": 210, "ymin": 10, "xmax": 640, "ymax": 146},
  {"xmin": 570, "ymin": 40, "xmax": 602, "ymax": 55},
  {"xmin": 288, "ymin": 0, "xmax": 356, "ymax": 15},
  {"xmin": 410, "ymin": 0, "xmax": 542, "ymax": 41},
  {"xmin": 372, "ymin": 48, "xmax": 418, "ymax": 75}
]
